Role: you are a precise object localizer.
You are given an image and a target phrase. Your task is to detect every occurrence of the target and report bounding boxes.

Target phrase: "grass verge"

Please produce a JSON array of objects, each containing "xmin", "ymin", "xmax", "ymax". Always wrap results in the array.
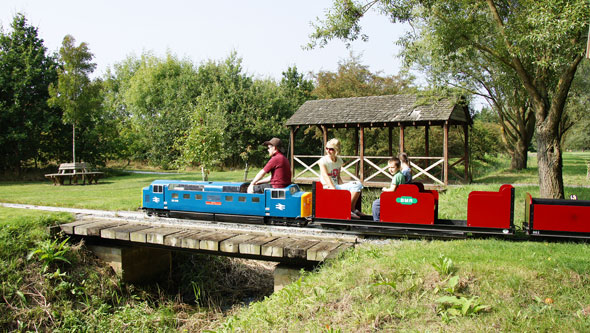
[{"xmin": 221, "ymin": 239, "xmax": 590, "ymax": 331}]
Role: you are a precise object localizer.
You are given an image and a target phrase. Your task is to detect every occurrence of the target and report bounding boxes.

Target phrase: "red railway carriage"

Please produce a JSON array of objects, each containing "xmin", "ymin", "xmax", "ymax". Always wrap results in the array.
[
  {"xmin": 313, "ymin": 182, "xmax": 353, "ymax": 220},
  {"xmin": 467, "ymin": 184, "xmax": 514, "ymax": 229},
  {"xmin": 380, "ymin": 184, "xmax": 439, "ymax": 225},
  {"xmin": 311, "ymin": 181, "xmax": 515, "ymax": 236},
  {"xmin": 525, "ymin": 193, "xmax": 590, "ymax": 238}
]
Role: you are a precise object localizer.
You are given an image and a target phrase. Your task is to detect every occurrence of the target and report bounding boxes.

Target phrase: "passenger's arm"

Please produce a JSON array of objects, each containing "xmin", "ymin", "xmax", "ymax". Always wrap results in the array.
[{"xmin": 247, "ymin": 169, "xmax": 268, "ymax": 193}]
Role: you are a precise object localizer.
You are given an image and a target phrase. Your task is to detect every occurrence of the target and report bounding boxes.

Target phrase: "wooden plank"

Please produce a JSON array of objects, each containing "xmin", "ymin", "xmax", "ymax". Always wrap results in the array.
[
  {"xmin": 164, "ymin": 230, "xmax": 205, "ymax": 248},
  {"xmin": 101, "ymin": 224, "xmax": 152, "ymax": 241},
  {"xmin": 129, "ymin": 227, "xmax": 182, "ymax": 244},
  {"xmin": 284, "ymin": 239, "xmax": 320, "ymax": 259},
  {"xmin": 239, "ymin": 236, "xmax": 278, "ymax": 255},
  {"xmin": 58, "ymin": 220, "xmax": 97, "ymax": 235},
  {"xmin": 306, "ymin": 241, "xmax": 342, "ymax": 261},
  {"xmin": 325, "ymin": 243, "xmax": 355, "ymax": 260},
  {"xmin": 199, "ymin": 232, "xmax": 237, "ymax": 251},
  {"xmin": 219, "ymin": 234, "xmax": 257, "ymax": 253},
  {"xmin": 261, "ymin": 237, "xmax": 298, "ymax": 258},
  {"xmin": 180, "ymin": 231, "xmax": 211, "ymax": 249},
  {"xmin": 75, "ymin": 220, "xmax": 125, "ymax": 236}
]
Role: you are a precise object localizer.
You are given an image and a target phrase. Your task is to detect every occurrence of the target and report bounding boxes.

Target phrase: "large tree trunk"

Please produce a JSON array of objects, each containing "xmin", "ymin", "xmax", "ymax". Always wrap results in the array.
[
  {"xmin": 509, "ymin": 138, "xmax": 528, "ymax": 170},
  {"xmin": 536, "ymin": 124, "xmax": 564, "ymax": 199}
]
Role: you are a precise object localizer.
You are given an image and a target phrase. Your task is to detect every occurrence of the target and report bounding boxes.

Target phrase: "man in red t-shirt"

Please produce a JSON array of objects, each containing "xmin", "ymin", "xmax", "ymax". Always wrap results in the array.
[{"xmin": 247, "ymin": 137, "xmax": 292, "ymax": 193}]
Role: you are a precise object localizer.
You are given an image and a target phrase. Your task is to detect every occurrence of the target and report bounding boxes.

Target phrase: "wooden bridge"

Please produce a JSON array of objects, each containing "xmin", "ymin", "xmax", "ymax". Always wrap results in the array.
[
  {"xmin": 56, "ymin": 216, "xmax": 355, "ymax": 263},
  {"xmin": 53, "ymin": 214, "xmax": 357, "ymax": 290}
]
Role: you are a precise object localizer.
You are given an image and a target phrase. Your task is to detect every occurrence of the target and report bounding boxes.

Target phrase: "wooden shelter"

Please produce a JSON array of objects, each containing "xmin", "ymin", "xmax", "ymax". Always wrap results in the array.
[{"xmin": 285, "ymin": 95, "xmax": 472, "ymax": 188}]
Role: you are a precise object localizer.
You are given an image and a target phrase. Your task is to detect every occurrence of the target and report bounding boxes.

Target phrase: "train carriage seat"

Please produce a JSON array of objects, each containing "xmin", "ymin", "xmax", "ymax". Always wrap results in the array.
[
  {"xmin": 526, "ymin": 194, "xmax": 590, "ymax": 234},
  {"xmin": 380, "ymin": 184, "xmax": 437, "ymax": 225},
  {"xmin": 404, "ymin": 182, "xmax": 439, "ymax": 216},
  {"xmin": 467, "ymin": 184, "xmax": 514, "ymax": 229},
  {"xmin": 313, "ymin": 182, "xmax": 352, "ymax": 220}
]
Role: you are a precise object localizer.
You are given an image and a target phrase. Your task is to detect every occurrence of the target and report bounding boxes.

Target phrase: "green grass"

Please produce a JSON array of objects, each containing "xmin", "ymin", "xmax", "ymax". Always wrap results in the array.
[
  {"xmin": 222, "ymin": 240, "xmax": 590, "ymax": 331},
  {"xmin": 0, "ymin": 207, "xmax": 264, "ymax": 331},
  {"xmin": 0, "ymin": 170, "xmax": 245, "ymax": 211},
  {"xmin": 474, "ymin": 152, "xmax": 590, "ymax": 186},
  {"xmin": 2, "ymin": 152, "xmax": 590, "ymax": 331}
]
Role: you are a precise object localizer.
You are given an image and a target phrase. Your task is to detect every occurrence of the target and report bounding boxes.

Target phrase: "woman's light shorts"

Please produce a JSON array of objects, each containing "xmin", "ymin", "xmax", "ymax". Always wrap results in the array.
[{"xmin": 334, "ymin": 181, "xmax": 363, "ymax": 193}]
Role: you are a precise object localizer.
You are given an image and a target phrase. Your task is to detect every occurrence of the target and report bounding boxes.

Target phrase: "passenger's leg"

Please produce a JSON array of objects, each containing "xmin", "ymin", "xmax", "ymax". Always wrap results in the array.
[{"xmin": 372, "ymin": 199, "xmax": 381, "ymax": 221}]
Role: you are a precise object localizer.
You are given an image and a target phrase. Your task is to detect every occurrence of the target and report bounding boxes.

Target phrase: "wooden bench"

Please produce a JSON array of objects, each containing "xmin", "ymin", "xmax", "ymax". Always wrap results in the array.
[{"xmin": 45, "ymin": 162, "xmax": 104, "ymax": 185}]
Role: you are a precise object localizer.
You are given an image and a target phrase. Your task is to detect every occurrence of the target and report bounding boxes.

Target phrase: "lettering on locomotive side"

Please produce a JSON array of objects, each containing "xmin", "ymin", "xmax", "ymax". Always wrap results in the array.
[
  {"xmin": 206, "ymin": 201, "xmax": 222, "ymax": 206},
  {"xmin": 396, "ymin": 196, "xmax": 418, "ymax": 205}
]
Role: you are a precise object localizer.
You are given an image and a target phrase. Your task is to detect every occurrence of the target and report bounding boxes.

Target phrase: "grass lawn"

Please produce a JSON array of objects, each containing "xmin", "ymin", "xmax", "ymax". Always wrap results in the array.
[
  {"xmin": 224, "ymin": 239, "xmax": 590, "ymax": 331},
  {"xmin": 1, "ymin": 152, "xmax": 590, "ymax": 331}
]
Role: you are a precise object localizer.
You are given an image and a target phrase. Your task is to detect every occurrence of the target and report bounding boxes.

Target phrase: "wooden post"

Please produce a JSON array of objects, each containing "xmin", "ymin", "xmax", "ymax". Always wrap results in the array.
[
  {"xmin": 424, "ymin": 125, "xmax": 430, "ymax": 157},
  {"xmin": 289, "ymin": 127, "xmax": 295, "ymax": 178},
  {"xmin": 360, "ymin": 126, "xmax": 365, "ymax": 183},
  {"xmin": 399, "ymin": 124, "xmax": 405, "ymax": 153},
  {"xmin": 443, "ymin": 122, "xmax": 449, "ymax": 186},
  {"xmin": 321, "ymin": 125, "xmax": 328, "ymax": 148},
  {"xmin": 464, "ymin": 124, "xmax": 469, "ymax": 182},
  {"xmin": 388, "ymin": 126, "xmax": 393, "ymax": 156},
  {"xmin": 354, "ymin": 127, "xmax": 359, "ymax": 178}
]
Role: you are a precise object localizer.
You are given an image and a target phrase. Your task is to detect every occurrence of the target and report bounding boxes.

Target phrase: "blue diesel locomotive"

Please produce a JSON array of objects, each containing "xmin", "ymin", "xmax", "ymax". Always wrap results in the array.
[{"xmin": 142, "ymin": 180, "xmax": 312, "ymax": 225}]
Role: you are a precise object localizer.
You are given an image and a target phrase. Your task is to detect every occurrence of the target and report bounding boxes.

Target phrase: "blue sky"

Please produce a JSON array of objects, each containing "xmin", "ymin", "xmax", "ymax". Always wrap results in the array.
[{"xmin": 0, "ymin": 0, "xmax": 410, "ymax": 81}]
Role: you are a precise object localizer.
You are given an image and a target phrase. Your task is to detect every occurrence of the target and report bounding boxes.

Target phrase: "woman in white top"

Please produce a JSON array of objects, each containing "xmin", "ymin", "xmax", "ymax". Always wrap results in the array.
[{"xmin": 319, "ymin": 138, "xmax": 364, "ymax": 218}]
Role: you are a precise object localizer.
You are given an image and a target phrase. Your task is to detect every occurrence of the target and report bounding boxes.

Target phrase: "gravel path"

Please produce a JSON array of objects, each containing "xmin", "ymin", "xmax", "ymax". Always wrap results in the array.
[{"xmin": 0, "ymin": 202, "xmax": 360, "ymax": 242}]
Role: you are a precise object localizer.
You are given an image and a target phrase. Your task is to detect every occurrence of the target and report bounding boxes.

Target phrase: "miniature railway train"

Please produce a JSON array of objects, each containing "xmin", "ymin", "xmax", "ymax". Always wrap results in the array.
[{"xmin": 142, "ymin": 180, "xmax": 590, "ymax": 240}]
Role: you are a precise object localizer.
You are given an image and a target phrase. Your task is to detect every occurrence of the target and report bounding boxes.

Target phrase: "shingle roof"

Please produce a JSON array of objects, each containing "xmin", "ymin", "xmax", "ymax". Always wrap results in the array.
[{"xmin": 286, "ymin": 95, "xmax": 470, "ymax": 126}]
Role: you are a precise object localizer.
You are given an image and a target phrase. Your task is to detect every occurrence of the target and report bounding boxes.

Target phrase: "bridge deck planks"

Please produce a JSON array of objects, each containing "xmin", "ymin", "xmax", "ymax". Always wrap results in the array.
[
  {"xmin": 75, "ymin": 220, "xmax": 127, "ymax": 236},
  {"xmin": 58, "ymin": 218, "xmax": 356, "ymax": 262},
  {"xmin": 284, "ymin": 239, "xmax": 321, "ymax": 259},
  {"xmin": 307, "ymin": 241, "xmax": 344, "ymax": 261},
  {"xmin": 130, "ymin": 227, "xmax": 184, "ymax": 244},
  {"xmin": 238, "ymin": 236, "xmax": 279, "ymax": 255},
  {"xmin": 199, "ymin": 231, "xmax": 239, "ymax": 251},
  {"xmin": 219, "ymin": 234, "xmax": 257, "ymax": 253},
  {"xmin": 101, "ymin": 224, "xmax": 152, "ymax": 241}
]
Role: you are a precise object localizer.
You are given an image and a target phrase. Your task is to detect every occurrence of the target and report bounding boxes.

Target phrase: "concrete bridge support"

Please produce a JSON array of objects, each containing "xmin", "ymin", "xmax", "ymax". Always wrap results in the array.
[
  {"xmin": 273, "ymin": 264, "xmax": 306, "ymax": 292},
  {"xmin": 88, "ymin": 244, "xmax": 171, "ymax": 283}
]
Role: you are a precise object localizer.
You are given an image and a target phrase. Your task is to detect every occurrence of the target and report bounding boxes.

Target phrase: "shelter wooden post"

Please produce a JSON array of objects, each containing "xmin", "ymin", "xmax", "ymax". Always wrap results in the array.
[
  {"xmin": 424, "ymin": 125, "xmax": 430, "ymax": 157},
  {"xmin": 399, "ymin": 124, "xmax": 405, "ymax": 153},
  {"xmin": 388, "ymin": 127, "xmax": 393, "ymax": 156},
  {"xmin": 354, "ymin": 128, "xmax": 360, "ymax": 177},
  {"xmin": 443, "ymin": 122, "xmax": 449, "ymax": 185},
  {"xmin": 464, "ymin": 124, "xmax": 469, "ymax": 182},
  {"xmin": 321, "ymin": 125, "xmax": 327, "ymax": 148},
  {"xmin": 359, "ymin": 126, "xmax": 365, "ymax": 183},
  {"xmin": 289, "ymin": 127, "xmax": 296, "ymax": 178}
]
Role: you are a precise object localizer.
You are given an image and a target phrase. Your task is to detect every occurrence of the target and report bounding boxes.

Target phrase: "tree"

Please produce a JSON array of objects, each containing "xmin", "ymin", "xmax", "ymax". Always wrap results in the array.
[
  {"xmin": 397, "ymin": 16, "xmax": 535, "ymax": 169},
  {"xmin": 309, "ymin": 0, "xmax": 590, "ymax": 198},
  {"xmin": 313, "ymin": 53, "xmax": 414, "ymax": 99},
  {"xmin": 563, "ymin": 61, "xmax": 590, "ymax": 151},
  {"xmin": 0, "ymin": 14, "xmax": 61, "ymax": 171},
  {"xmin": 48, "ymin": 35, "xmax": 100, "ymax": 164},
  {"xmin": 122, "ymin": 53, "xmax": 201, "ymax": 169}
]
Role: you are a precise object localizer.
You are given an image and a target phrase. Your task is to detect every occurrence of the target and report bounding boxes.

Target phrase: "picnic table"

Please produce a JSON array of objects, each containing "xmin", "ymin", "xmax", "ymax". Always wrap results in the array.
[{"xmin": 45, "ymin": 162, "xmax": 104, "ymax": 186}]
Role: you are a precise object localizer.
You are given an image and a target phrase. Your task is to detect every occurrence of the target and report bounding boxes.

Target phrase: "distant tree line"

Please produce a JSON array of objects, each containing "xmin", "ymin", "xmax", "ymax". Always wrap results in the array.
[{"xmin": 3, "ymin": 11, "xmax": 586, "ymax": 182}]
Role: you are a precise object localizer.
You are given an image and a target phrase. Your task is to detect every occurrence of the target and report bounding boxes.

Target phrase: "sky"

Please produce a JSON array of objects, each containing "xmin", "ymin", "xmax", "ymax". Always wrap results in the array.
[{"xmin": 0, "ymin": 0, "xmax": 410, "ymax": 81}]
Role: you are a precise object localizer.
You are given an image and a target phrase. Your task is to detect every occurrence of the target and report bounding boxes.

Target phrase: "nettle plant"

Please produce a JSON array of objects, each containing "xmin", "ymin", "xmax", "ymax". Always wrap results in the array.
[
  {"xmin": 27, "ymin": 237, "xmax": 72, "ymax": 272},
  {"xmin": 432, "ymin": 255, "xmax": 490, "ymax": 322}
]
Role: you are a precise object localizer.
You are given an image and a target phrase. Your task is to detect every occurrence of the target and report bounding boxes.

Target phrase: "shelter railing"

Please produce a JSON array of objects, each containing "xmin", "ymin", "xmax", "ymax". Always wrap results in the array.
[{"xmin": 292, "ymin": 155, "xmax": 445, "ymax": 186}]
